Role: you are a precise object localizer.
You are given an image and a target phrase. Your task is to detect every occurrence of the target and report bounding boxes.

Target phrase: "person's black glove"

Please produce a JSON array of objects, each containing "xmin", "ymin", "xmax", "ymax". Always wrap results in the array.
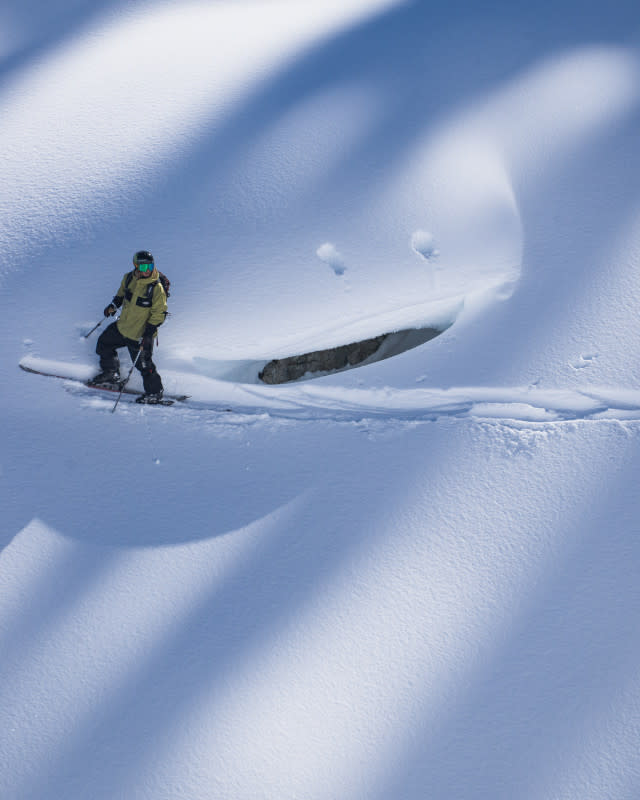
[
  {"xmin": 140, "ymin": 323, "xmax": 157, "ymax": 352},
  {"xmin": 104, "ymin": 303, "xmax": 117, "ymax": 317}
]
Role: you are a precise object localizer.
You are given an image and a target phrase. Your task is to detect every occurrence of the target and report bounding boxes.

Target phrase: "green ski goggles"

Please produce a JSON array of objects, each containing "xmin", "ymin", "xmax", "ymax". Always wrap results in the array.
[{"xmin": 136, "ymin": 262, "xmax": 154, "ymax": 272}]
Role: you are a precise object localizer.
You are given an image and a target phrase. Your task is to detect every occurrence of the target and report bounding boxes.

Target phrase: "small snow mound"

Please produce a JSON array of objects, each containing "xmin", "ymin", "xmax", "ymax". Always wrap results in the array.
[
  {"xmin": 316, "ymin": 242, "xmax": 346, "ymax": 275},
  {"xmin": 570, "ymin": 353, "xmax": 599, "ymax": 370},
  {"xmin": 411, "ymin": 230, "xmax": 439, "ymax": 261}
]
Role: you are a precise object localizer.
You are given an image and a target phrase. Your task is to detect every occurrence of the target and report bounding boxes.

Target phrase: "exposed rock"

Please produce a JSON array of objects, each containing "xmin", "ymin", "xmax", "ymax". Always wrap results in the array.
[
  {"xmin": 259, "ymin": 334, "xmax": 386, "ymax": 384},
  {"xmin": 259, "ymin": 326, "xmax": 444, "ymax": 384}
]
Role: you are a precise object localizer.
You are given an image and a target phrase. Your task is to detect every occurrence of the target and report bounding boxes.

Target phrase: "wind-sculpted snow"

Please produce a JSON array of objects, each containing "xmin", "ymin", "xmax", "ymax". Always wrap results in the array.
[
  {"xmin": 18, "ymin": 355, "xmax": 640, "ymax": 425},
  {"xmin": 2, "ymin": 1, "xmax": 640, "ymax": 799},
  {"xmin": 3, "ymin": 403, "xmax": 640, "ymax": 800},
  {"xmin": 71, "ymin": 381, "xmax": 640, "ymax": 425}
]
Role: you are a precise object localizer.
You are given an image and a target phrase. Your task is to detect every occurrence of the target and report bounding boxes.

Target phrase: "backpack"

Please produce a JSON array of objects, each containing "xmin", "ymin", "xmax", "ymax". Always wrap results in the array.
[{"xmin": 156, "ymin": 271, "xmax": 171, "ymax": 299}]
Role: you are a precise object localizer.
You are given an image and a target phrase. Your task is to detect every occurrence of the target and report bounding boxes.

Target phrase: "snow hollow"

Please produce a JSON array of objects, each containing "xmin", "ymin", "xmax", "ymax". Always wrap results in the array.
[{"xmin": 1, "ymin": 1, "xmax": 640, "ymax": 798}]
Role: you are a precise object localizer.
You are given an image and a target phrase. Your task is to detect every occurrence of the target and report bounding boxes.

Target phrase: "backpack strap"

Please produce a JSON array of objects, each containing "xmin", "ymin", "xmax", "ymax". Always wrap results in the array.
[
  {"xmin": 146, "ymin": 280, "xmax": 159, "ymax": 301},
  {"xmin": 124, "ymin": 270, "xmax": 135, "ymax": 301}
]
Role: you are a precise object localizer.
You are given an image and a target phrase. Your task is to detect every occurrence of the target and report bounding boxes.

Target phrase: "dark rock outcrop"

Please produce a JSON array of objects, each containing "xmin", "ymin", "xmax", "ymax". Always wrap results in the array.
[
  {"xmin": 259, "ymin": 326, "xmax": 444, "ymax": 384},
  {"xmin": 260, "ymin": 335, "xmax": 387, "ymax": 384}
]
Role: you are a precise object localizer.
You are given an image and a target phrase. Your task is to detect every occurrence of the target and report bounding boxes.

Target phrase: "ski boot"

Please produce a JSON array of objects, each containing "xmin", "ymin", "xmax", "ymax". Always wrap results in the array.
[
  {"xmin": 135, "ymin": 391, "xmax": 164, "ymax": 405},
  {"xmin": 89, "ymin": 370, "xmax": 121, "ymax": 388}
]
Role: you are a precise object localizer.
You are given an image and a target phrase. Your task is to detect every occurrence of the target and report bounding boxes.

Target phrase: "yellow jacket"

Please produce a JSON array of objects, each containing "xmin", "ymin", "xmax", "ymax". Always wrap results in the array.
[{"xmin": 113, "ymin": 269, "xmax": 168, "ymax": 340}]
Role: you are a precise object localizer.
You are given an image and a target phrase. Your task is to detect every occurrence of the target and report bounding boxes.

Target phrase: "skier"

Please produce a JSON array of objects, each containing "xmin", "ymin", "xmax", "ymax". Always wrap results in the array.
[{"xmin": 91, "ymin": 250, "xmax": 168, "ymax": 404}]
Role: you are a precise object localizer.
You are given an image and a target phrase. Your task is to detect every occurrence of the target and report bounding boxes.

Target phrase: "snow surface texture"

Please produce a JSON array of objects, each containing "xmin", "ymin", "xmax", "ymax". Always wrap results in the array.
[{"xmin": 2, "ymin": 1, "xmax": 640, "ymax": 799}]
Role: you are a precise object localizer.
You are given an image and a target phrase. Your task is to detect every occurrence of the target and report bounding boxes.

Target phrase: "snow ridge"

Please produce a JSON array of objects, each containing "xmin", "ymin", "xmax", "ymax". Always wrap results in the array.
[{"xmin": 21, "ymin": 356, "xmax": 640, "ymax": 425}]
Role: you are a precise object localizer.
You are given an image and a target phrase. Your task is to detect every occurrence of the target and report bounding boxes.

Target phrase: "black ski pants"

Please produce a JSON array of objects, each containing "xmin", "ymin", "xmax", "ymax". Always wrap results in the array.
[{"xmin": 96, "ymin": 322, "xmax": 163, "ymax": 395}]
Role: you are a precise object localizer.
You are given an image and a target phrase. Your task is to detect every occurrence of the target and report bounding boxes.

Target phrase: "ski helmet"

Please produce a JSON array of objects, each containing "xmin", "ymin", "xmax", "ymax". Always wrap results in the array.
[{"xmin": 133, "ymin": 250, "xmax": 154, "ymax": 267}]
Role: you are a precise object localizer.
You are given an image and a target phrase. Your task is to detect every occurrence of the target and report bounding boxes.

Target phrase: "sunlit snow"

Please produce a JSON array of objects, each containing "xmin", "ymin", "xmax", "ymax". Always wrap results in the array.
[{"xmin": 1, "ymin": 1, "xmax": 640, "ymax": 799}]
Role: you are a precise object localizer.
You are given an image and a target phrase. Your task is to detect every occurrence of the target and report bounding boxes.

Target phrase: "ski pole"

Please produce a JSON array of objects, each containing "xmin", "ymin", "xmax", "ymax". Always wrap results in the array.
[
  {"xmin": 83, "ymin": 318, "xmax": 105, "ymax": 339},
  {"xmin": 84, "ymin": 306, "xmax": 119, "ymax": 339},
  {"xmin": 111, "ymin": 347, "xmax": 142, "ymax": 414}
]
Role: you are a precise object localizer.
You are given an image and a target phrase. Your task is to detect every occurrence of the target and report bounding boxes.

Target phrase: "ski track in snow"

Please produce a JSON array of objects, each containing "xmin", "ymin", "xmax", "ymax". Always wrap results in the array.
[
  {"xmin": 60, "ymin": 377, "xmax": 640, "ymax": 427},
  {"xmin": 20, "ymin": 357, "xmax": 640, "ymax": 427}
]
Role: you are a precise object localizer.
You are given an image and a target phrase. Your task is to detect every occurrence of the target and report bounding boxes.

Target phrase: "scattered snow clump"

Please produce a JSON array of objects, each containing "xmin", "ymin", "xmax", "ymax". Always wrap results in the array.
[
  {"xmin": 316, "ymin": 242, "xmax": 346, "ymax": 275},
  {"xmin": 411, "ymin": 230, "xmax": 439, "ymax": 261}
]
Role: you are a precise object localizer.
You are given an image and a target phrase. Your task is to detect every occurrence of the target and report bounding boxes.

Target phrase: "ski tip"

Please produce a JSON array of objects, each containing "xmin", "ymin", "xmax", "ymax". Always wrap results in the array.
[{"xmin": 19, "ymin": 362, "xmax": 38, "ymax": 374}]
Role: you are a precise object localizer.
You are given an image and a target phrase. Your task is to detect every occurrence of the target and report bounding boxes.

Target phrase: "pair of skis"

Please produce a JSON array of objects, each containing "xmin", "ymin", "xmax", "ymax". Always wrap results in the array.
[
  {"xmin": 77, "ymin": 313, "xmax": 180, "ymax": 411},
  {"xmin": 19, "ymin": 361, "xmax": 188, "ymax": 411}
]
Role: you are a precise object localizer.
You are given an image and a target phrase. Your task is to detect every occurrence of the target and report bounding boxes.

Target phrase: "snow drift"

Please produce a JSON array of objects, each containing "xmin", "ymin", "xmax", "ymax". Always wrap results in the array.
[{"xmin": 1, "ymin": 1, "xmax": 640, "ymax": 799}]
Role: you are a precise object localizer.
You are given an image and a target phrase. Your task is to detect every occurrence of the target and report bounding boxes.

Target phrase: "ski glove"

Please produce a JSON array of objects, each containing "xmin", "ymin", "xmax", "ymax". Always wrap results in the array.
[
  {"xmin": 140, "ymin": 323, "xmax": 157, "ymax": 352},
  {"xmin": 104, "ymin": 303, "xmax": 117, "ymax": 317}
]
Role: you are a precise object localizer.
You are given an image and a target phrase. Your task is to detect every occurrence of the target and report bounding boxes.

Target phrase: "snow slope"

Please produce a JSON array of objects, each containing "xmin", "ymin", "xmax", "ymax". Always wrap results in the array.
[{"xmin": 2, "ymin": 1, "xmax": 640, "ymax": 798}]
